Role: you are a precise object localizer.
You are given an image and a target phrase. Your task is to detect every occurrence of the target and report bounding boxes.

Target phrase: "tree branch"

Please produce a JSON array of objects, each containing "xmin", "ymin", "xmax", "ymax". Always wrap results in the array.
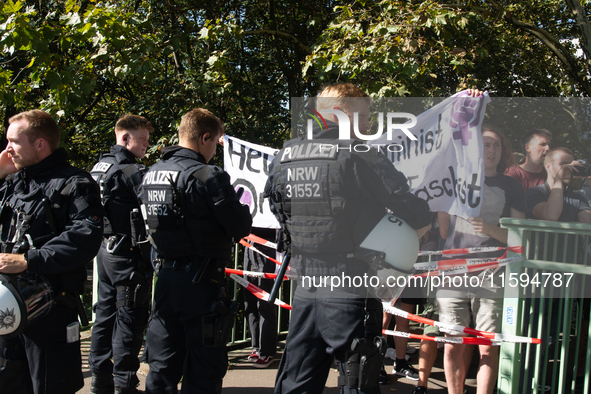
[
  {"xmin": 185, "ymin": 36, "xmax": 194, "ymax": 69},
  {"xmin": 564, "ymin": 0, "xmax": 591, "ymax": 62},
  {"xmin": 502, "ymin": 9, "xmax": 591, "ymax": 95},
  {"xmin": 172, "ymin": 50, "xmax": 184, "ymax": 73}
]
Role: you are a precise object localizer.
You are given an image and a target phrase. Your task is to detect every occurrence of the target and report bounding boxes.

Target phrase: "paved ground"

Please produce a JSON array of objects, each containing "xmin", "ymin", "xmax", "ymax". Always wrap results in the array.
[{"xmin": 76, "ymin": 329, "xmax": 481, "ymax": 393}]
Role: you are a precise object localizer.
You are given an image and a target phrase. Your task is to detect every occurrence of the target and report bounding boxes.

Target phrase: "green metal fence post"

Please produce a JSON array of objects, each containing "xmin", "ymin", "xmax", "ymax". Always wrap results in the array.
[{"xmin": 498, "ymin": 218, "xmax": 525, "ymax": 394}]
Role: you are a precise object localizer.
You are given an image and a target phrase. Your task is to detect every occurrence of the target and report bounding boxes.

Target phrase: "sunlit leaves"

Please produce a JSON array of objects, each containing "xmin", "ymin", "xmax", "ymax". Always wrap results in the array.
[{"xmin": 305, "ymin": 0, "xmax": 590, "ymax": 97}]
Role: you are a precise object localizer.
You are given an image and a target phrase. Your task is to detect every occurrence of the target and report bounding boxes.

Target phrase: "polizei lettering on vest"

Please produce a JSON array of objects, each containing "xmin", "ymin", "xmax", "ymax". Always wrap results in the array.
[
  {"xmin": 143, "ymin": 170, "xmax": 180, "ymax": 185},
  {"xmin": 280, "ymin": 143, "xmax": 337, "ymax": 162},
  {"xmin": 287, "ymin": 166, "xmax": 319, "ymax": 182}
]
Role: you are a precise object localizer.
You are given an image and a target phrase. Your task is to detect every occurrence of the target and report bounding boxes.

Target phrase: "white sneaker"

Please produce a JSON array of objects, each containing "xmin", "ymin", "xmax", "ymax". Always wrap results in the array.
[{"xmin": 393, "ymin": 362, "xmax": 419, "ymax": 381}]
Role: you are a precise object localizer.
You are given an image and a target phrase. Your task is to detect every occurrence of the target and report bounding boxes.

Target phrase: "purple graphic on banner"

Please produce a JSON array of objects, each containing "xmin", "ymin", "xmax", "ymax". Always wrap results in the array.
[
  {"xmin": 240, "ymin": 188, "xmax": 254, "ymax": 209},
  {"xmin": 233, "ymin": 179, "xmax": 258, "ymax": 219},
  {"xmin": 450, "ymin": 94, "xmax": 484, "ymax": 146}
]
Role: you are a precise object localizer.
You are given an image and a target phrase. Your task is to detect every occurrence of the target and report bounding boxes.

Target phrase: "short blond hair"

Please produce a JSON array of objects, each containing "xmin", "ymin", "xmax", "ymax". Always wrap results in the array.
[
  {"xmin": 316, "ymin": 83, "xmax": 370, "ymax": 114},
  {"xmin": 115, "ymin": 114, "xmax": 154, "ymax": 135},
  {"xmin": 178, "ymin": 108, "xmax": 223, "ymax": 142},
  {"xmin": 9, "ymin": 110, "xmax": 60, "ymax": 151}
]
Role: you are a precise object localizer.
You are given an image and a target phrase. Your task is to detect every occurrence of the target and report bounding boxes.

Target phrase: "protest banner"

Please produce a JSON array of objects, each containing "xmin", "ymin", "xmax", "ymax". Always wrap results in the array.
[
  {"xmin": 223, "ymin": 136, "xmax": 280, "ymax": 228},
  {"xmin": 371, "ymin": 91, "xmax": 490, "ymax": 218}
]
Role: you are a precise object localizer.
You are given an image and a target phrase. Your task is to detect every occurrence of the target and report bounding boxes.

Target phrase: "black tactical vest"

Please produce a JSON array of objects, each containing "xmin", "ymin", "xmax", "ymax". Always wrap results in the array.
[
  {"xmin": 2, "ymin": 168, "xmax": 76, "ymax": 249},
  {"xmin": 0, "ymin": 162, "xmax": 98, "ymax": 294},
  {"xmin": 267, "ymin": 137, "xmax": 370, "ymax": 255},
  {"xmin": 140, "ymin": 155, "xmax": 233, "ymax": 260},
  {"xmin": 90, "ymin": 150, "xmax": 145, "ymax": 237}
]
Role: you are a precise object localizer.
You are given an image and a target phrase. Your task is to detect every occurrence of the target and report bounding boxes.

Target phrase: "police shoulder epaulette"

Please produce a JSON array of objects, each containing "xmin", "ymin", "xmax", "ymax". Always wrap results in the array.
[
  {"xmin": 120, "ymin": 164, "xmax": 138, "ymax": 178},
  {"xmin": 192, "ymin": 166, "xmax": 211, "ymax": 184},
  {"xmin": 60, "ymin": 171, "xmax": 95, "ymax": 196},
  {"xmin": 60, "ymin": 182, "xmax": 74, "ymax": 196}
]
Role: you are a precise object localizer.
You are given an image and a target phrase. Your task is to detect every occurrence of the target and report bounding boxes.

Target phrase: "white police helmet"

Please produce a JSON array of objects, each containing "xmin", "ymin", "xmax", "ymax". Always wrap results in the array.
[
  {"xmin": 0, "ymin": 275, "xmax": 25, "ymax": 337},
  {"xmin": 357, "ymin": 214, "xmax": 419, "ymax": 302},
  {"xmin": 0, "ymin": 273, "xmax": 53, "ymax": 337}
]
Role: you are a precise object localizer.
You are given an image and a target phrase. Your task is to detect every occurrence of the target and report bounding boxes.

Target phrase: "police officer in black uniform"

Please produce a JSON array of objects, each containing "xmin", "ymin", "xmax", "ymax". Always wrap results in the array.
[
  {"xmin": 0, "ymin": 110, "xmax": 104, "ymax": 394},
  {"xmin": 140, "ymin": 108, "xmax": 252, "ymax": 393},
  {"xmin": 88, "ymin": 114, "xmax": 154, "ymax": 394},
  {"xmin": 267, "ymin": 84, "xmax": 432, "ymax": 394}
]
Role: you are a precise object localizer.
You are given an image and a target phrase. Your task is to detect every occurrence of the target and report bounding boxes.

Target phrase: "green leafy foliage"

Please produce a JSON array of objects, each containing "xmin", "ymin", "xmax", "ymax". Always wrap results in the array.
[
  {"xmin": 0, "ymin": 0, "xmax": 343, "ymax": 168},
  {"xmin": 303, "ymin": 0, "xmax": 591, "ymax": 155},
  {"xmin": 305, "ymin": 0, "xmax": 591, "ymax": 97},
  {"xmin": 0, "ymin": 0, "xmax": 590, "ymax": 169}
]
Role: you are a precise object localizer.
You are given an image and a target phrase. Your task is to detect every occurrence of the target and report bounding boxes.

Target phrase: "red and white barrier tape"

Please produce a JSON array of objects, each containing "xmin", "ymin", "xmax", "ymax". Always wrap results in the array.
[
  {"xmin": 242, "ymin": 233, "xmax": 523, "ymax": 262},
  {"xmin": 239, "ymin": 239, "xmax": 290, "ymax": 270},
  {"xmin": 227, "ymin": 271, "xmax": 540, "ymax": 344},
  {"xmin": 382, "ymin": 303, "xmax": 540, "ymax": 344},
  {"xmin": 229, "ymin": 273, "xmax": 292, "ymax": 310},
  {"xmin": 382, "ymin": 329, "xmax": 501, "ymax": 346},
  {"xmin": 415, "ymin": 254, "xmax": 510, "ymax": 270},
  {"xmin": 412, "ymin": 256, "xmax": 523, "ymax": 278},
  {"xmin": 418, "ymin": 245, "xmax": 523, "ymax": 257},
  {"xmin": 225, "ymin": 267, "xmax": 293, "ymax": 280},
  {"xmin": 243, "ymin": 234, "xmax": 278, "ymax": 250}
]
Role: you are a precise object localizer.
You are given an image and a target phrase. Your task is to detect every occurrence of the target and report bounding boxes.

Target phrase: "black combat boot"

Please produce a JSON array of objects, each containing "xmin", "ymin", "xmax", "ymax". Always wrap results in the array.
[
  {"xmin": 114, "ymin": 386, "xmax": 143, "ymax": 394},
  {"xmin": 90, "ymin": 372, "xmax": 114, "ymax": 394}
]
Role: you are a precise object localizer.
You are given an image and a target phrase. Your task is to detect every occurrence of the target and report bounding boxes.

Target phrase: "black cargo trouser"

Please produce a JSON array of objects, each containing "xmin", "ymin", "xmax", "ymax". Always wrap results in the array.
[
  {"xmin": 274, "ymin": 285, "xmax": 381, "ymax": 394},
  {"xmin": 144, "ymin": 264, "xmax": 227, "ymax": 394},
  {"xmin": 88, "ymin": 245, "xmax": 151, "ymax": 389}
]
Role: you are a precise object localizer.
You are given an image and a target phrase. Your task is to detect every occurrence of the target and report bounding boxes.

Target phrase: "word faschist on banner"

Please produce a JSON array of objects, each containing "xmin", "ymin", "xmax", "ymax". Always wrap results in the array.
[{"xmin": 374, "ymin": 91, "xmax": 489, "ymax": 218}]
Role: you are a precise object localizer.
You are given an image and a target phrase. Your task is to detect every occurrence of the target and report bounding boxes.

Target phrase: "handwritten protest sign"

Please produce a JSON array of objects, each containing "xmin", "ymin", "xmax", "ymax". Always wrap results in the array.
[
  {"xmin": 223, "ymin": 136, "xmax": 279, "ymax": 228},
  {"xmin": 374, "ymin": 91, "xmax": 490, "ymax": 218}
]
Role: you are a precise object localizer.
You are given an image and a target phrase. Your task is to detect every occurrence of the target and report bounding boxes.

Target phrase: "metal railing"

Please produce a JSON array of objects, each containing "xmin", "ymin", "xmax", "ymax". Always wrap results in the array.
[{"xmin": 498, "ymin": 218, "xmax": 591, "ymax": 394}]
